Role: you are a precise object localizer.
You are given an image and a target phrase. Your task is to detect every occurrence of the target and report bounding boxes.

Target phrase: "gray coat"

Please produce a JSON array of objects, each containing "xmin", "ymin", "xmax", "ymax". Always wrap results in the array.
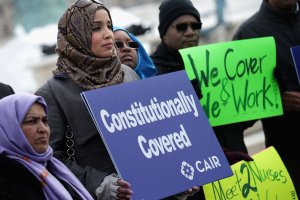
[{"xmin": 35, "ymin": 65, "xmax": 139, "ymax": 198}]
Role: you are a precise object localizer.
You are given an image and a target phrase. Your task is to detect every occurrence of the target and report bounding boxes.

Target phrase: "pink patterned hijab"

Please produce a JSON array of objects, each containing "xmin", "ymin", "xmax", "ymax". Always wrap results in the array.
[
  {"xmin": 0, "ymin": 93, "xmax": 93, "ymax": 200},
  {"xmin": 53, "ymin": 0, "xmax": 124, "ymax": 90}
]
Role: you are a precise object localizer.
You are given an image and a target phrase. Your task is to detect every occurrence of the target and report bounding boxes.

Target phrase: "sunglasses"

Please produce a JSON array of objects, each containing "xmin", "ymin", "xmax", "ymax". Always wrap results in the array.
[
  {"xmin": 175, "ymin": 22, "xmax": 202, "ymax": 32},
  {"xmin": 74, "ymin": 0, "xmax": 103, "ymax": 8},
  {"xmin": 115, "ymin": 41, "xmax": 139, "ymax": 49}
]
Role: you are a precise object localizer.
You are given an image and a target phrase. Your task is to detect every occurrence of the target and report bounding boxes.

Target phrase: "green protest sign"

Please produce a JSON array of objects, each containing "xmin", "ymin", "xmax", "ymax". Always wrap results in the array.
[{"xmin": 179, "ymin": 37, "xmax": 283, "ymax": 126}]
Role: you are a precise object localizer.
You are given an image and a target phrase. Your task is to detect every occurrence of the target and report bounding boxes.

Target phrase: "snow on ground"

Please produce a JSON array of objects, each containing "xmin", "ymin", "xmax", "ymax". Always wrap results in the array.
[{"xmin": 1, "ymin": 24, "xmax": 57, "ymax": 93}]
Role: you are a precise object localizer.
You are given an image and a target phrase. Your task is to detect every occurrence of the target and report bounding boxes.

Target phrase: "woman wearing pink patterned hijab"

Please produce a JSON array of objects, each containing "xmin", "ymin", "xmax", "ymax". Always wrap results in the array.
[{"xmin": 0, "ymin": 93, "xmax": 93, "ymax": 200}]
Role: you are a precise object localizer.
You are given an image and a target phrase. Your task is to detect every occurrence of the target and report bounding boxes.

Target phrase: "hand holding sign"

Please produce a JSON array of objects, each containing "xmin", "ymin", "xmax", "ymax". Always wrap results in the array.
[
  {"xmin": 223, "ymin": 148, "xmax": 253, "ymax": 165},
  {"xmin": 81, "ymin": 71, "xmax": 233, "ymax": 199},
  {"xmin": 283, "ymin": 46, "xmax": 300, "ymax": 112}
]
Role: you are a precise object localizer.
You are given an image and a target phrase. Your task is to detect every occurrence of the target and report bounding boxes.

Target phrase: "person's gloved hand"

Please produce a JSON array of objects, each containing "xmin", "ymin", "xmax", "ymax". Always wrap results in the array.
[
  {"xmin": 223, "ymin": 148, "xmax": 253, "ymax": 165},
  {"xmin": 95, "ymin": 173, "xmax": 133, "ymax": 200}
]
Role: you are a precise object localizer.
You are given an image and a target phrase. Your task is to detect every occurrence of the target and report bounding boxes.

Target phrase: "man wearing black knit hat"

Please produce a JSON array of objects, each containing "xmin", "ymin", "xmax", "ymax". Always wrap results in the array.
[
  {"xmin": 151, "ymin": 0, "xmax": 202, "ymax": 75},
  {"xmin": 151, "ymin": 2, "xmax": 205, "ymax": 200},
  {"xmin": 151, "ymin": 0, "xmax": 254, "ymax": 152},
  {"xmin": 151, "ymin": 1, "xmax": 254, "ymax": 199}
]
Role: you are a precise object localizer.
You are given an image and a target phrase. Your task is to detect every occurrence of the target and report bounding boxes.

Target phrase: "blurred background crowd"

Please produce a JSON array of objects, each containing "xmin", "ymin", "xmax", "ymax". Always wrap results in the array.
[{"xmin": 0, "ymin": 0, "xmax": 263, "ymax": 155}]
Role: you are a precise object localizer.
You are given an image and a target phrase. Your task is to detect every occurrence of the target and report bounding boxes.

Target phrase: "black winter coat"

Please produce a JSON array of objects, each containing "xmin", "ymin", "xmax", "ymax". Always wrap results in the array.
[
  {"xmin": 0, "ymin": 155, "xmax": 82, "ymax": 200},
  {"xmin": 0, "ymin": 155, "xmax": 45, "ymax": 200}
]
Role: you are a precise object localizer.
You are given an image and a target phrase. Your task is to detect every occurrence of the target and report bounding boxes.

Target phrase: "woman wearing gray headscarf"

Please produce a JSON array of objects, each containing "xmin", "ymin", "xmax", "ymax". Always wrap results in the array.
[{"xmin": 35, "ymin": 0, "xmax": 137, "ymax": 199}]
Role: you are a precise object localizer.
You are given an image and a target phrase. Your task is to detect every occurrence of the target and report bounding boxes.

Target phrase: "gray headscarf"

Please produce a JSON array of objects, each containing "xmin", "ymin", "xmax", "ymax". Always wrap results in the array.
[{"xmin": 53, "ymin": 0, "xmax": 124, "ymax": 90}]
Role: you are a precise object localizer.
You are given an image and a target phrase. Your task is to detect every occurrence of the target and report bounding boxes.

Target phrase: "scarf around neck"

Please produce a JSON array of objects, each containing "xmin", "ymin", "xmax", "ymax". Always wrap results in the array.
[
  {"xmin": 150, "ymin": 42, "xmax": 185, "ymax": 74},
  {"xmin": 53, "ymin": 1, "xmax": 123, "ymax": 90},
  {"xmin": 0, "ymin": 93, "xmax": 93, "ymax": 200}
]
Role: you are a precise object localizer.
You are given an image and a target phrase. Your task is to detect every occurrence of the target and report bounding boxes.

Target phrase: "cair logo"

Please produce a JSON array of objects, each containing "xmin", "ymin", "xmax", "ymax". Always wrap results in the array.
[
  {"xmin": 180, "ymin": 156, "xmax": 222, "ymax": 180},
  {"xmin": 181, "ymin": 161, "xmax": 195, "ymax": 180}
]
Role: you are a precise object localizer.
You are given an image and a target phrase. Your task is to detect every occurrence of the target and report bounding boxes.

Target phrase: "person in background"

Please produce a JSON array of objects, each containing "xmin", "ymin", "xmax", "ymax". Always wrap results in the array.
[
  {"xmin": 233, "ymin": 0, "xmax": 300, "ymax": 196},
  {"xmin": 0, "ymin": 82, "xmax": 14, "ymax": 99},
  {"xmin": 0, "ymin": 93, "xmax": 93, "ymax": 200},
  {"xmin": 151, "ymin": 0, "xmax": 253, "ymax": 153},
  {"xmin": 216, "ymin": 0, "xmax": 226, "ymax": 25},
  {"xmin": 151, "ymin": 0, "xmax": 254, "ymax": 199},
  {"xmin": 35, "ymin": 0, "xmax": 136, "ymax": 199},
  {"xmin": 113, "ymin": 26, "xmax": 157, "ymax": 79}
]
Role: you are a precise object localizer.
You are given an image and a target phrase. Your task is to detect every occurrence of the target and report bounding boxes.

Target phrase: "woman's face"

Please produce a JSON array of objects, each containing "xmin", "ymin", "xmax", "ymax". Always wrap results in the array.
[
  {"xmin": 114, "ymin": 30, "xmax": 138, "ymax": 69},
  {"xmin": 21, "ymin": 103, "xmax": 50, "ymax": 154},
  {"xmin": 91, "ymin": 9, "xmax": 114, "ymax": 58}
]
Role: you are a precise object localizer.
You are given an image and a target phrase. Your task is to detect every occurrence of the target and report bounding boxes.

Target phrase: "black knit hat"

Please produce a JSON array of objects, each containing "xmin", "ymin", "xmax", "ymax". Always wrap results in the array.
[{"xmin": 158, "ymin": 0, "xmax": 201, "ymax": 38}]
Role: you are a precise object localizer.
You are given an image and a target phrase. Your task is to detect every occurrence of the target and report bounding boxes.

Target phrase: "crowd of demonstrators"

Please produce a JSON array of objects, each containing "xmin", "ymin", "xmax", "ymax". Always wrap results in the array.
[
  {"xmin": 5, "ymin": 0, "xmax": 288, "ymax": 200},
  {"xmin": 35, "ymin": 0, "xmax": 200, "ymax": 199},
  {"xmin": 0, "ymin": 82, "xmax": 14, "ymax": 99},
  {"xmin": 0, "ymin": 93, "xmax": 93, "ymax": 200},
  {"xmin": 233, "ymin": 0, "xmax": 300, "ymax": 196},
  {"xmin": 35, "ymin": 1, "xmax": 136, "ymax": 199},
  {"xmin": 113, "ymin": 26, "xmax": 157, "ymax": 79}
]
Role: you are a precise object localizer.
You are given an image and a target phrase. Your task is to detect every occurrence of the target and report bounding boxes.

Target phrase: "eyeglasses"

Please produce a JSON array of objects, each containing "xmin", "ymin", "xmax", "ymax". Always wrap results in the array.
[
  {"xmin": 74, "ymin": 0, "xmax": 103, "ymax": 8},
  {"xmin": 115, "ymin": 41, "xmax": 139, "ymax": 49},
  {"xmin": 175, "ymin": 22, "xmax": 202, "ymax": 32}
]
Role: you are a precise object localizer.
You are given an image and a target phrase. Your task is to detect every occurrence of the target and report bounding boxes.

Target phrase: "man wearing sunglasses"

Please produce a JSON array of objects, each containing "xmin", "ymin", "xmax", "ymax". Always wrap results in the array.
[
  {"xmin": 151, "ymin": 0, "xmax": 203, "ymax": 101},
  {"xmin": 151, "ymin": 0, "xmax": 201, "ymax": 76},
  {"xmin": 151, "ymin": 0, "xmax": 253, "ymax": 200},
  {"xmin": 151, "ymin": 0, "xmax": 252, "ymax": 153}
]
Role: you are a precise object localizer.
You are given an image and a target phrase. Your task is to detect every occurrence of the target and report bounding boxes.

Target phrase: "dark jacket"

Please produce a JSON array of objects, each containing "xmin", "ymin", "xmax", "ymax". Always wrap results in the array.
[
  {"xmin": 0, "ymin": 82, "xmax": 14, "ymax": 99},
  {"xmin": 232, "ymin": 1, "xmax": 300, "ymax": 195},
  {"xmin": 0, "ymin": 155, "xmax": 45, "ymax": 200},
  {"xmin": 151, "ymin": 42, "xmax": 253, "ymax": 153},
  {"xmin": 151, "ymin": 42, "xmax": 185, "ymax": 75},
  {"xmin": 151, "ymin": 42, "xmax": 203, "ymax": 100},
  {"xmin": 0, "ymin": 155, "xmax": 81, "ymax": 200},
  {"xmin": 233, "ymin": 0, "xmax": 300, "ymax": 157}
]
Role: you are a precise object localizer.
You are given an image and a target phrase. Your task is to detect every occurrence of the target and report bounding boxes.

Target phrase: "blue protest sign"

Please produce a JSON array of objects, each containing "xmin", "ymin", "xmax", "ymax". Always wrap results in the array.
[
  {"xmin": 81, "ymin": 71, "xmax": 233, "ymax": 200},
  {"xmin": 291, "ymin": 45, "xmax": 300, "ymax": 86}
]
